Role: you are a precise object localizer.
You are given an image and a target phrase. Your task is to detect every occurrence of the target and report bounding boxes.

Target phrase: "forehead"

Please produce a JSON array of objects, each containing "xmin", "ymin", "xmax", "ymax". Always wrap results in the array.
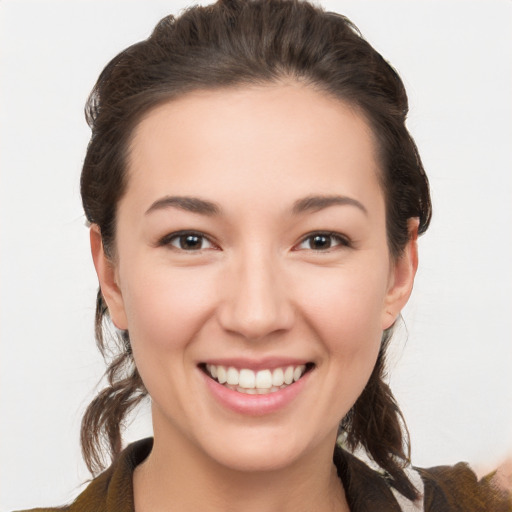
[{"xmin": 125, "ymin": 83, "xmax": 383, "ymax": 216}]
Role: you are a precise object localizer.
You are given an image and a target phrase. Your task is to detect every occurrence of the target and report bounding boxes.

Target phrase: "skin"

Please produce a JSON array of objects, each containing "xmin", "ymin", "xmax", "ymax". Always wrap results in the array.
[{"xmin": 91, "ymin": 82, "xmax": 418, "ymax": 512}]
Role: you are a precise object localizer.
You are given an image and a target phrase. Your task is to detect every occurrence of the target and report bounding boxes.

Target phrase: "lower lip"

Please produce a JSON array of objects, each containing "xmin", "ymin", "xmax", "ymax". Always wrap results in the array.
[{"xmin": 202, "ymin": 370, "xmax": 310, "ymax": 416}]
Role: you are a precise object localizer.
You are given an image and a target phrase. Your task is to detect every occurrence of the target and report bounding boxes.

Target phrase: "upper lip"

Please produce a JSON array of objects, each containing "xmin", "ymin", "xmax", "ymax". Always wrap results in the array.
[{"xmin": 199, "ymin": 357, "xmax": 313, "ymax": 371}]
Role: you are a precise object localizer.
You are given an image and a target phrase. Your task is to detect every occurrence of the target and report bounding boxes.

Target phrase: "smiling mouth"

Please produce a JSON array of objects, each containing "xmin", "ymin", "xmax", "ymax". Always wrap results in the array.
[{"xmin": 200, "ymin": 363, "xmax": 315, "ymax": 395}]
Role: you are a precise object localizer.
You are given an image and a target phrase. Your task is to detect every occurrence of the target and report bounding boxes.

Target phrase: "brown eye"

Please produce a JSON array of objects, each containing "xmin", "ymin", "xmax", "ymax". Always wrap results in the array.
[
  {"xmin": 161, "ymin": 231, "xmax": 215, "ymax": 251},
  {"xmin": 296, "ymin": 232, "xmax": 349, "ymax": 251},
  {"xmin": 176, "ymin": 234, "xmax": 203, "ymax": 250},
  {"xmin": 309, "ymin": 234, "xmax": 332, "ymax": 250}
]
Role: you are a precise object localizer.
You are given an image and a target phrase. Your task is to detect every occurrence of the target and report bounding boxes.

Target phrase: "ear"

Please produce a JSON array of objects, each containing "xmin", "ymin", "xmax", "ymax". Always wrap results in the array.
[
  {"xmin": 90, "ymin": 225, "xmax": 128, "ymax": 330},
  {"xmin": 381, "ymin": 218, "xmax": 419, "ymax": 330}
]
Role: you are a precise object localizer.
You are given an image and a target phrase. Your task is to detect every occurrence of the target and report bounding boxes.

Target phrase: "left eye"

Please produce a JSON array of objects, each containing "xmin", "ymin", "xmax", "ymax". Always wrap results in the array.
[
  {"xmin": 164, "ymin": 232, "xmax": 215, "ymax": 251},
  {"xmin": 296, "ymin": 233, "xmax": 349, "ymax": 251}
]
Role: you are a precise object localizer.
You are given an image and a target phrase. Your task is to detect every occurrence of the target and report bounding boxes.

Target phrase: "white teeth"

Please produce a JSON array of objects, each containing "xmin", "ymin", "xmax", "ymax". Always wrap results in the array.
[
  {"xmin": 234, "ymin": 384, "xmax": 286, "ymax": 394},
  {"xmin": 239, "ymin": 369, "xmax": 255, "ymax": 388},
  {"xmin": 217, "ymin": 366, "xmax": 227, "ymax": 384},
  {"xmin": 226, "ymin": 367, "xmax": 239, "ymax": 386},
  {"xmin": 293, "ymin": 365, "xmax": 306, "ymax": 382},
  {"xmin": 255, "ymin": 369, "xmax": 272, "ymax": 389},
  {"xmin": 205, "ymin": 363, "xmax": 309, "ymax": 393},
  {"xmin": 284, "ymin": 366, "xmax": 294, "ymax": 385},
  {"xmin": 272, "ymin": 368, "xmax": 284, "ymax": 386}
]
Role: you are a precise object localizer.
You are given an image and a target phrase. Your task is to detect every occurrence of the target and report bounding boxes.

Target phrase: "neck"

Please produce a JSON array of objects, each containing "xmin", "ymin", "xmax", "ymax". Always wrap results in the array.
[{"xmin": 133, "ymin": 420, "xmax": 348, "ymax": 512}]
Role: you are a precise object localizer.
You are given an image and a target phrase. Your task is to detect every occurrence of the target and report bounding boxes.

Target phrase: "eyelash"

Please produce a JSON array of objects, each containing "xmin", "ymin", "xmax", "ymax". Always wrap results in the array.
[{"xmin": 158, "ymin": 230, "xmax": 351, "ymax": 253}]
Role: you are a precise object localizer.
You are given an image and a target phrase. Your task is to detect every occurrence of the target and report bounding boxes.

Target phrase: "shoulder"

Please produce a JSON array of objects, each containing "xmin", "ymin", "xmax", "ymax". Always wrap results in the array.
[
  {"xmin": 12, "ymin": 468, "xmax": 113, "ymax": 512},
  {"xmin": 12, "ymin": 438, "xmax": 153, "ymax": 512},
  {"xmin": 419, "ymin": 462, "xmax": 512, "ymax": 512},
  {"xmin": 336, "ymin": 445, "xmax": 511, "ymax": 512}
]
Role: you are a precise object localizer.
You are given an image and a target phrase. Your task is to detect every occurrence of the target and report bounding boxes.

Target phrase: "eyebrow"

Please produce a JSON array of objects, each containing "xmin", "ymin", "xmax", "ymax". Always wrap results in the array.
[
  {"xmin": 292, "ymin": 195, "xmax": 368, "ymax": 215},
  {"xmin": 145, "ymin": 196, "xmax": 221, "ymax": 216},
  {"xmin": 145, "ymin": 194, "xmax": 367, "ymax": 217}
]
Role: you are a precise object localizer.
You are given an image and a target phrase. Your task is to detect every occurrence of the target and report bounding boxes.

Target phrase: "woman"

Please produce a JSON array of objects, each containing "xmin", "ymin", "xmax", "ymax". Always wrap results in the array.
[{"xmin": 11, "ymin": 0, "xmax": 511, "ymax": 511}]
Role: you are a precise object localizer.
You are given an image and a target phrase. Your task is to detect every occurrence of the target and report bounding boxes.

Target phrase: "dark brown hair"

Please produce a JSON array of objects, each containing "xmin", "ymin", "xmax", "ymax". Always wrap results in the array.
[{"xmin": 80, "ymin": 0, "xmax": 431, "ymax": 501}]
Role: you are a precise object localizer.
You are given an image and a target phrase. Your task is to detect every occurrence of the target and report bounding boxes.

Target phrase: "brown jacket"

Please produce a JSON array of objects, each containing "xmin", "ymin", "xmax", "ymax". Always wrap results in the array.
[{"xmin": 15, "ymin": 438, "xmax": 511, "ymax": 512}]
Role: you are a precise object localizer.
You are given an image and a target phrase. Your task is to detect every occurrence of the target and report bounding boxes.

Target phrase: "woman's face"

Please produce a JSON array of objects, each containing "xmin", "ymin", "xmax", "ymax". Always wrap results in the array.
[{"xmin": 93, "ymin": 83, "xmax": 416, "ymax": 472}]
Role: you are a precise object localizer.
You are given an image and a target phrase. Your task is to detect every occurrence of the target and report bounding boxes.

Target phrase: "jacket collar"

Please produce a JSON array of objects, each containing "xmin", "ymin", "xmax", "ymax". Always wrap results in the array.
[
  {"xmin": 73, "ymin": 438, "xmax": 402, "ymax": 512},
  {"xmin": 334, "ymin": 445, "xmax": 403, "ymax": 512}
]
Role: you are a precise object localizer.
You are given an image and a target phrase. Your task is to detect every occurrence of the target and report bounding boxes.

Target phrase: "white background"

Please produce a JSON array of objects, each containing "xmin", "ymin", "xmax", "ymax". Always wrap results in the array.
[{"xmin": 1, "ymin": 1, "xmax": 511, "ymax": 510}]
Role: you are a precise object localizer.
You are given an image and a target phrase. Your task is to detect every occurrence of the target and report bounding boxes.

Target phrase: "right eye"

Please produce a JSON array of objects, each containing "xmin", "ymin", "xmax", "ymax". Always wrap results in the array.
[
  {"xmin": 294, "ymin": 231, "xmax": 351, "ymax": 252},
  {"xmin": 159, "ymin": 231, "xmax": 216, "ymax": 251}
]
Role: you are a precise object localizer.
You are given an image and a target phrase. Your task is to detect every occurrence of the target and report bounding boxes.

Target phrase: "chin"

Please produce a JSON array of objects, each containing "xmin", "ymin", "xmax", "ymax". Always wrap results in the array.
[
  {"xmin": 210, "ymin": 444, "xmax": 301, "ymax": 473},
  {"xmin": 199, "ymin": 425, "xmax": 326, "ymax": 474}
]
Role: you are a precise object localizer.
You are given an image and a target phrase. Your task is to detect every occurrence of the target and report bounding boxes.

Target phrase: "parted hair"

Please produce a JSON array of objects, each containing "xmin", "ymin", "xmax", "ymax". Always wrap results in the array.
[{"xmin": 80, "ymin": 0, "xmax": 431, "ymax": 501}]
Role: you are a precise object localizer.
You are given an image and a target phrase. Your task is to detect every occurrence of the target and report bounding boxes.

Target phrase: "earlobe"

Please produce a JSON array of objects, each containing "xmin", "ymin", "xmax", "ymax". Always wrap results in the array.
[
  {"xmin": 381, "ymin": 218, "xmax": 419, "ymax": 330},
  {"xmin": 90, "ymin": 225, "xmax": 128, "ymax": 330}
]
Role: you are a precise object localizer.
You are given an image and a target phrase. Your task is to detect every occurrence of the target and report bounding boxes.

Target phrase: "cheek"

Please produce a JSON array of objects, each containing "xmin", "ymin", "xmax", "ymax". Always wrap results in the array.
[
  {"xmin": 297, "ymin": 263, "xmax": 389, "ymax": 347},
  {"xmin": 294, "ymin": 261, "xmax": 388, "ymax": 394},
  {"xmin": 285, "ymin": 265, "xmax": 386, "ymax": 432},
  {"xmin": 120, "ymin": 263, "xmax": 217, "ymax": 354},
  {"xmin": 315, "ymin": 281, "xmax": 383, "ymax": 379},
  {"xmin": 118, "ymin": 264, "xmax": 220, "ymax": 415}
]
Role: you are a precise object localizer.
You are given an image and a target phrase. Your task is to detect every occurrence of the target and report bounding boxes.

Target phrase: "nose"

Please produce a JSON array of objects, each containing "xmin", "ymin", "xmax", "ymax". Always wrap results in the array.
[{"xmin": 217, "ymin": 249, "xmax": 295, "ymax": 341}]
